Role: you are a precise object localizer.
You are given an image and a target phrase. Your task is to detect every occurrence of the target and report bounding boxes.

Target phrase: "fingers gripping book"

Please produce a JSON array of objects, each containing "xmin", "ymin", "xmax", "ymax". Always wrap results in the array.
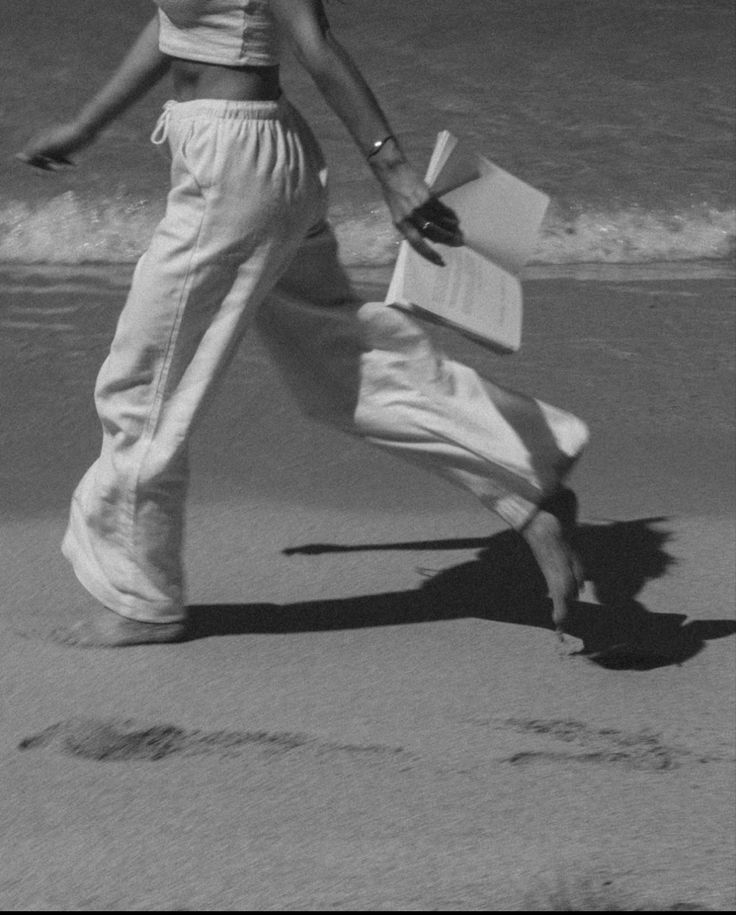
[{"xmin": 386, "ymin": 131, "xmax": 550, "ymax": 353}]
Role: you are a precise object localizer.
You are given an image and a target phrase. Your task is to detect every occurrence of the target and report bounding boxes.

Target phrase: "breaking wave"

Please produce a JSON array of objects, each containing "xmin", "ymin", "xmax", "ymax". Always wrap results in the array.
[{"xmin": 0, "ymin": 190, "xmax": 733, "ymax": 268}]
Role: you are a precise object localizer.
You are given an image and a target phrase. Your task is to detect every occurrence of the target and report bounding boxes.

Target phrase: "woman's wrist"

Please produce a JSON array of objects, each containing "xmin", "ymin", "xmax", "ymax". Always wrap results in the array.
[
  {"xmin": 366, "ymin": 134, "xmax": 395, "ymax": 161},
  {"xmin": 367, "ymin": 135, "xmax": 408, "ymax": 175}
]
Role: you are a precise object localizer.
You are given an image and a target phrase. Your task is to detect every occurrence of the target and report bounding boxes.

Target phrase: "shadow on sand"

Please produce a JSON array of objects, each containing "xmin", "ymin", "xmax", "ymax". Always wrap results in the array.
[{"xmin": 188, "ymin": 518, "xmax": 736, "ymax": 671}]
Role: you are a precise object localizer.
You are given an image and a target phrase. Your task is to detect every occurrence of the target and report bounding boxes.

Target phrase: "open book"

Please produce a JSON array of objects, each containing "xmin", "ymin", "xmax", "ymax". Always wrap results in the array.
[{"xmin": 385, "ymin": 131, "xmax": 550, "ymax": 353}]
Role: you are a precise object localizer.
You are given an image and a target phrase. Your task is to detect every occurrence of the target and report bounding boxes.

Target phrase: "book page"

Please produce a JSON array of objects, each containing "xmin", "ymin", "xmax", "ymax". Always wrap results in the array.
[
  {"xmin": 385, "ymin": 131, "xmax": 545, "ymax": 351},
  {"xmin": 387, "ymin": 241, "xmax": 522, "ymax": 353},
  {"xmin": 440, "ymin": 161, "xmax": 549, "ymax": 273},
  {"xmin": 425, "ymin": 131, "xmax": 482, "ymax": 196},
  {"xmin": 425, "ymin": 132, "xmax": 549, "ymax": 273}
]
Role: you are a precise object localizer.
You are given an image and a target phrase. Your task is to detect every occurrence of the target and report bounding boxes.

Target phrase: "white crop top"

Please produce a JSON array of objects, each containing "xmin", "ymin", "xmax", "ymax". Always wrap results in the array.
[{"xmin": 153, "ymin": 0, "xmax": 281, "ymax": 67}]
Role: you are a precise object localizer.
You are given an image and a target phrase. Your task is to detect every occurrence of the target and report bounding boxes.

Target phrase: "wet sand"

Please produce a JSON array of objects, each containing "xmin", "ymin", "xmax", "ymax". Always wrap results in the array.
[{"xmin": 1, "ymin": 264, "xmax": 734, "ymax": 910}]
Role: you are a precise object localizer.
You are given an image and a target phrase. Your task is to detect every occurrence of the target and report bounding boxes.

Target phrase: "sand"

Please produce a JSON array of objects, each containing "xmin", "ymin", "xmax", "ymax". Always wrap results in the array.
[{"xmin": 0, "ymin": 263, "xmax": 734, "ymax": 911}]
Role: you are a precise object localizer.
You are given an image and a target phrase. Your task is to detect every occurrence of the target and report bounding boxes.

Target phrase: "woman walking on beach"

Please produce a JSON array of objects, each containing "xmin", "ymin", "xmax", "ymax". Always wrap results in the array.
[{"xmin": 20, "ymin": 0, "xmax": 588, "ymax": 648}]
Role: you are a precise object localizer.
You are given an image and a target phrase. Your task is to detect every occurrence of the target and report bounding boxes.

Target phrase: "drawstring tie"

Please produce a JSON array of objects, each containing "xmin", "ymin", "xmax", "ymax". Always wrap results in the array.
[{"xmin": 150, "ymin": 100, "xmax": 178, "ymax": 145}]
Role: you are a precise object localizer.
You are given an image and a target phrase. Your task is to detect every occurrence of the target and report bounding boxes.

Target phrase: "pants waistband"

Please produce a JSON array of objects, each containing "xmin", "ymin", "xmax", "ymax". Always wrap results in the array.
[{"xmin": 151, "ymin": 96, "xmax": 289, "ymax": 144}]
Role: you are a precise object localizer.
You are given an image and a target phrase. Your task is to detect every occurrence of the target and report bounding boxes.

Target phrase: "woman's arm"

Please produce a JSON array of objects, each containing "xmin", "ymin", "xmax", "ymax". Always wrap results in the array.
[
  {"xmin": 18, "ymin": 15, "xmax": 170, "ymax": 167},
  {"xmin": 270, "ymin": 0, "xmax": 462, "ymax": 265}
]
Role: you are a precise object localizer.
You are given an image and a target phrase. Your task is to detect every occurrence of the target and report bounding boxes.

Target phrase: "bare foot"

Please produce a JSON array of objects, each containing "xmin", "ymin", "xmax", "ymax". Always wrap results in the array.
[
  {"xmin": 52, "ymin": 606, "xmax": 189, "ymax": 648},
  {"xmin": 520, "ymin": 502, "xmax": 584, "ymax": 639},
  {"xmin": 555, "ymin": 632, "xmax": 586, "ymax": 656}
]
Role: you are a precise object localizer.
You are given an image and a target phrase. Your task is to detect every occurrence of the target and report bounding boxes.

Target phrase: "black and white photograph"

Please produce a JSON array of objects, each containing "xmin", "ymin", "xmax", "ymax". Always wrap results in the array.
[{"xmin": 1, "ymin": 0, "xmax": 734, "ymax": 909}]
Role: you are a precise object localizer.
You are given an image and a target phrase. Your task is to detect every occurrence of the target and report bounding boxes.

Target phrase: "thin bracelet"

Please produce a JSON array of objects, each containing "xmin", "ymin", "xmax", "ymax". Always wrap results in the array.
[{"xmin": 366, "ymin": 134, "xmax": 396, "ymax": 160}]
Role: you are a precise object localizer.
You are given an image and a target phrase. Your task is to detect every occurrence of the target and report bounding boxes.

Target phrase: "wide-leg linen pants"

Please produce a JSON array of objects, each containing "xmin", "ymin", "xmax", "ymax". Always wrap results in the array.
[{"xmin": 62, "ymin": 98, "xmax": 589, "ymax": 623}]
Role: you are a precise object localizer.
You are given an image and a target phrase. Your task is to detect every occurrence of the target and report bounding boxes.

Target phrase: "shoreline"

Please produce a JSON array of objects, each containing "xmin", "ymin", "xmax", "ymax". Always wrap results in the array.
[{"xmin": 0, "ymin": 256, "xmax": 734, "ymax": 287}]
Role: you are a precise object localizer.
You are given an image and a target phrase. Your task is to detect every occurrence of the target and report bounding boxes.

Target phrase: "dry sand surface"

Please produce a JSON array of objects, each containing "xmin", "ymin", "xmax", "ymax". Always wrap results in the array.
[{"xmin": 1, "ymin": 264, "xmax": 734, "ymax": 910}]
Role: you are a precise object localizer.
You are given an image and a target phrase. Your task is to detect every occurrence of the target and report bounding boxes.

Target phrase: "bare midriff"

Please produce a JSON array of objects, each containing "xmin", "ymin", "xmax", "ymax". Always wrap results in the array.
[{"xmin": 170, "ymin": 58, "xmax": 281, "ymax": 102}]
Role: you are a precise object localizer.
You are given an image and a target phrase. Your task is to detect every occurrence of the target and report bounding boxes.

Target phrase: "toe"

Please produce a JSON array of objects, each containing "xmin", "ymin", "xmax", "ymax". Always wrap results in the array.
[{"xmin": 555, "ymin": 630, "xmax": 585, "ymax": 656}]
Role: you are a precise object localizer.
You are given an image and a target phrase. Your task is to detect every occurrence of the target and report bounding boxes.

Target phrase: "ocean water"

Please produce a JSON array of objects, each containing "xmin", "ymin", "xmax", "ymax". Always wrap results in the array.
[{"xmin": 1, "ymin": 0, "xmax": 734, "ymax": 267}]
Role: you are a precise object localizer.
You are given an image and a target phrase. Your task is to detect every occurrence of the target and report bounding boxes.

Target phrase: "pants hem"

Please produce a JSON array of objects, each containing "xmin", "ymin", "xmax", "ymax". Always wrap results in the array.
[{"xmin": 61, "ymin": 532, "xmax": 187, "ymax": 625}]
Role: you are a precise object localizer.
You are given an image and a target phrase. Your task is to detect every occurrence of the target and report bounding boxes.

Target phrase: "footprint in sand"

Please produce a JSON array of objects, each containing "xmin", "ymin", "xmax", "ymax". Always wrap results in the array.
[
  {"xmin": 498, "ymin": 717, "xmax": 718, "ymax": 771},
  {"xmin": 17, "ymin": 717, "xmax": 412, "ymax": 765}
]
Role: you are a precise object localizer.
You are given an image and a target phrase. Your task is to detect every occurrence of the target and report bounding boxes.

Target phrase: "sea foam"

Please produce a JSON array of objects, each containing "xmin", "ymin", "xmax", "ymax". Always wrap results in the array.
[{"xmin": 0, "ymin": 190, "xmax": 733, "ymax": 268}]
